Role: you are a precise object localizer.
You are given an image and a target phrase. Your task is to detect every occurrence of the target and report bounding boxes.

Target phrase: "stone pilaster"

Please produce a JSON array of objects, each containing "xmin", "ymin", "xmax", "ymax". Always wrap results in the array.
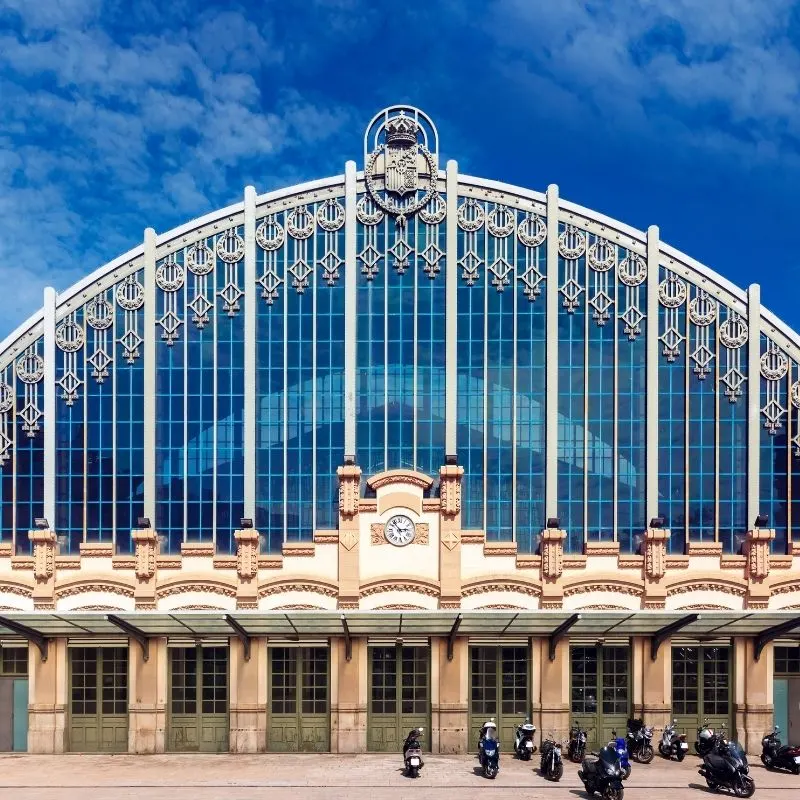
[
  {"xmin": 131, "ymin": 527, "xmax": 159, "ymax": 610},
  {"xmin": 635, "ymin": 635, "xmax": 672, "ymax": 732},
  {"xmin": 128, "ymin": 636, "xmax": 166, "ymax": 753},
  {"xmin": 229, "ymin": 636, "xmax": 268, "ymax": 753},
  {"xmin": 745, "ymin": 527, "xmax": 775, "ymax": 609},
  {"xmin": 735, "ymin": 637, "xmax": 773, "ymax": 755},
  {"xmin": 28, "ymin": 527, "xmax": 57, "ymax": 610},
  {"xmin": 536, "ymin": 636, "xmax": 570, "ymax": 743},
  {"xmin": 540, "ymin": 528, "xmax": 566, "ymax": 608},
  {"xmin": 337, "ymin": 464, "xmax": 361, "ymax": 609},
  {"xmin": 439, "ymin": 464, "xmax": 463, "ymax": 608},
  {"xmin": 234, "ymin": 528, "xmax": 260, "ymax": 609},
  {"xmin": 330, "ymin": 637, "xmax": 367, "ymax": 753},
  {"xmin": 27, "ymin": 637, "xmax": 67, "ymax": 753},
  {"xmin": 432, "ymin": 636, "xmax": 468, "ymax": 753},
  {"xmin": 642, "ymin": 527, "xmax": 670, "ymax": 608}
]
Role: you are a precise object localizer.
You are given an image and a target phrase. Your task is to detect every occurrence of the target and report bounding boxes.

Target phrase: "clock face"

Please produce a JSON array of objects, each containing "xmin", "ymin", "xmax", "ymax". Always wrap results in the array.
[{"xmin": 384, "ymin": 514, "xmax": 415, "ymax": 546}]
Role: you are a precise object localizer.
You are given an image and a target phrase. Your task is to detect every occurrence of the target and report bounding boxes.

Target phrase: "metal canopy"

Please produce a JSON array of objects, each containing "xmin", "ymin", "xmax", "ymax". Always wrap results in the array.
[
  {"xmin": 651, "ymin": 614, "xmax": 699, "ymax": 661},
  {"xmin": 0, "ymin": 611, "xmax": 798, "ymax": 643},
  {"xmin": 107, "ymin": 614, "xmax": 150, "ymax": 662}
]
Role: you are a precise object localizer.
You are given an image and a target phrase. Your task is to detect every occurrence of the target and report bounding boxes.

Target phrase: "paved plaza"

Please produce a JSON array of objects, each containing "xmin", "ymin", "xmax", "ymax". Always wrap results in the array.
[{"xmin": 0, "ymin": 753, "xmax": 797, "ymax": 800}]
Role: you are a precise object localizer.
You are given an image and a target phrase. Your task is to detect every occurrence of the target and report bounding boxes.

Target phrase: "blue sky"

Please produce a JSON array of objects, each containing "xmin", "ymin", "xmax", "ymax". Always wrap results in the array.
[{"xmin": 2, "ymin": 0, "xmax": 800, "ymax": 338}]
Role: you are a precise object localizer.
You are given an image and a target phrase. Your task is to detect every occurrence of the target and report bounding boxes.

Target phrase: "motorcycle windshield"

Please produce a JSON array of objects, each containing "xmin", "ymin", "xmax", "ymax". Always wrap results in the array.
[
  {"xmin": 727, "ymin": 741, "xmax": 746, "ymax": 761},
  {"xmin": 598, "ymin": 745, "xmax": 619, "ymax": 766}
]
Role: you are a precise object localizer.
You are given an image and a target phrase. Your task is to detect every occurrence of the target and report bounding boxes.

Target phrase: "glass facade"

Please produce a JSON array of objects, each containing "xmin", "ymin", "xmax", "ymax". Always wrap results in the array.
[{"xmin": 0, "ymin": 172, "xmax": 797, "ymax": 557}]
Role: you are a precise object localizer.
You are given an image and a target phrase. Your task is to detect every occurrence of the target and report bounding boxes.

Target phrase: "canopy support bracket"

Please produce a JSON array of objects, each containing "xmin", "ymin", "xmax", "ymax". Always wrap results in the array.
[
  {"xmin": 447, "ymin": 614, "xmax": 462, "ymax": 661},
  {"xmin": 651, "ymin": 614, "xmax": 699, "ymax": 661},
  {"xmin": 549, "ymin": 614, "xmax": 580, "ymax": 662},
  {"xmin": 755, "ymin": 618, "xmax": 800, "ymax": 662},
  {"xmin": 224, "ymin": 615, "xmax": 251, "ymax": 662},
  {"xmin": 0, "ymin": 615, "xmax": 48, "ymax": 662},
  {"xmin": 341, "ymin": 614, "xmax": 352, "ymax": 662},
  {"xmin": 107, "ymin": 614, "xmax": 149, "ymax": 662}
]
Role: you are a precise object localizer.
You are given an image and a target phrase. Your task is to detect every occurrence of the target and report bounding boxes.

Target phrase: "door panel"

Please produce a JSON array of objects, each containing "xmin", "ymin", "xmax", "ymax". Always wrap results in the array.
[
  {"xmin": 469, "ymin": 646, "xmax": 528, "ymax": 751},
  {"xmin": 789, "ymin": 678, "xmax": 800, "ymax": 747},
  {"xmin": 368, "ymin": 646, "xmax": 429, "ymax": 752},
  {"xmin": 570, "ymin": 646, "xmax": 630, "ymax": 749},
  {"xmin": 12, "ymin": 679, "xmax": 28, "ymax": 752},
  {"xmin": 774, "ymin": 678, "xmax": 789, "ymax": 744},
  {"xmin": 0, "ymin": 679, "xmax": 12, "ymax": 751},
  {"xmin": 69, "ymin": 648, "xmax": 128, "ymax": 753},
  {"xmin": 672, "ymin": 646, "xmax": 731, "ymax": 740},
  {"xmin": 268, "ymin": 647, "xmax": 329, "ymax": 752}
]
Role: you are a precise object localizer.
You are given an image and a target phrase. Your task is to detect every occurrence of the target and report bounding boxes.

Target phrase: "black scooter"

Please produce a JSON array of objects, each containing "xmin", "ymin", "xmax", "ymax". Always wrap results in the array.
[
  {"xmin": 761, "ymin": 725, "xmax": 800, "ymax": 775},
  {"xmin": 626, "ymin": 719, "xmax": 654, "ymax": 764},
  {"xmin": 578, "ymin": 743, "xmax": 625, "ymax": 800},
  {"xmin": 402, "ymin": 727, "xmax": 424, "ymax": 778},
  {"xmin": 540, "ymin": 733, "xmax": 564, "ymax": 781},
  {"xmin": 698, "ymin": 737, "xmax": 754, "ymax": 797},
  {"xmin": 569, "ymin": 723, "xmax": 588, "ymax": 763},
  {"xmin": 695, "ymin": 719, "xmax": 721, "ymax": 756}
]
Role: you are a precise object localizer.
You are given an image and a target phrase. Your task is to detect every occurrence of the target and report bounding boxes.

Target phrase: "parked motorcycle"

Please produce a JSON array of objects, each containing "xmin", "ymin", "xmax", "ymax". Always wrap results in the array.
[
  {"xmin": 611, "ymin": 730, "xmax": 631, "ymax": 779},
  {"xmin": 540, "ymin": 733, "xmax": 564, "ymax": 781},
  {"xmin": 402, "ymin": 727, "xmax": 424, "ymax": 778},
  {"xmin": 578, "ymin": 743, "xmax": 625, "ymax": 800},
  {"xmin": 514, "ymin": 717, "xmax": 537, "ymax": 760},
  {"xmin": 658, "ymin": 719, "xmax": 689, "ymax": 761},
  {"xmin": 568, "ymin": 723, "xmax": 588, "ymax": 763},
  {"xmin": 626, "ymin": 718, "xmax": 654, "ymax": 764},
  {"xmin": 695, "ymin": 719, "xmax": 723, "ymax": 756},
  {"xmin": 761, "ymin": 725, "xmax": 800, "ymax": 774},
  {"xmin": 698, "ymin": 736, "xmax": 755, "ymax": 797},
  {"xmin": 478, "ymin": 719, "xmax": 500, "ymax": 779}
]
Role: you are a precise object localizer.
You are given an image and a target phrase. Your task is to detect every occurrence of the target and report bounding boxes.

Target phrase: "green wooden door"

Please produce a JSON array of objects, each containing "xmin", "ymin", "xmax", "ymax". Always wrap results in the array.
[
  {"xmin": 268, "ymin": 647, "xmax": 329, "ymax": 752},
  {"xmin": 12, "ymin": 680, "xmax": 28, "ymax": 752},
  {"xmin": 368, "ymin": 645, "xmax": 429, "ymax": 752},
  {"xmin": 672, "ymin": 646, "xmax": 732, "ymax": 741},
  {"xmin": 168, "ymin": 646, "xmax": 229, "ymax": 752},
  {"xmin": 570, "ymin": 646, "xmax": 630, "ymax": 750},
  {"xmin": 0, "ymin": 647, "xmax": 28, "ymax": 752},
  {"xmin": 69, "ymin": 647, "xmax": 128, "ymax": 752},
  {"xmin": 469, "ymin": 646, "xmax": 529, "ymax": 751}
]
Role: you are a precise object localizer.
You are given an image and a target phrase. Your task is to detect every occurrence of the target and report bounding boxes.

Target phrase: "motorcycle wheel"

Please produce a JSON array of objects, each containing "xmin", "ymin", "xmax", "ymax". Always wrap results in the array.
[
  {"xmin": 622, "ymin": 764, "xmax": 632, "ymax": 780},
  {"xmin": 410, "ymin": 767, "xmax": 418, "ymax": 779},
  {"xmin": 793, "ymin": 764, "xmax": 800, "ymax": 776},
  {"xmin": 676, "ymin": 749, "xmax": 685, "ymax": 762},
  {"xmin": 485, "ymin": 765, "xmax": 497, "ymax": 779},
  {"xmin": 552, "ymin": 762, "xmax": 564, "ymax": 782},
  {"xmin": 638, "ymin": 744, "xmax": 654, "ymax": 764},
  {"xmin": 733, "ymin": 777, "xmax": 755, "ymax": 798},
  {"xmin": 603, "ymin": 786, "xmax": 624, "ymax": 800},
  {"xmin": 521, "ymin": 750, "xmax": 531, "ymax": 761},
  {"xmin": 705, "ymin": 779, "xmax": 718, "ymax": 792},
  {"xmin": 658, "ymin": 743, "xmax": 669, "ymax": 758},
  {"xmin": 760, "ymin": 754, "xmax": 771, "ymax": 768}
]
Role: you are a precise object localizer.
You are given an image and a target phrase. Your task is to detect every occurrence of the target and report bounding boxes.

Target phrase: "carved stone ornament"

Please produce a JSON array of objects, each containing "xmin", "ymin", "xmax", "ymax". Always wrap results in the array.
[
  {"xmin": 339, "ymin": 529, "xmax": 359, "ymax": 551},
  {"xmin": 16, "ymin": 352, "xmax": 44, "ymax": 384},
  {"xmin": 255, "ymin": 215, "xmax": 285, "ymax": 251},
  {"xmin": 761, "ymin": 345, "xmax": 789, "ymax": 381},
  {"xmin": 719, "ymin": 313, "xmax": 748, "ymax": 349},
  {"xmin": 541, "ymin": 528, "xmax": 566, "ymax": 580},
  {"xmin": 116, "ymin": 274, "xmax": 145, "ymax": 310},
  {"xmin": 155, "ymin": 256, "xmax": 185, "ymax": 292},
  {"xmin": 644, "ymin": 527, "xmax": 670, "ymax": 580},
  {"xmin": 85, "ymin": 298, "xmax": 114, "ymax": 330},
  {"xmin": 234, "ymin": 528, "xmax": 260, "ymax": 580},
  {"xmin": 745, "ymin": 527, "xmax": 775, "ymax": 581},
  {"xmin": 618, "ymin": 252, "xmax": 647, "ymax": 286},
  {"xmin": 457, "ymin": 198, "xmax": 485, "ymax": 231},
  {"xmin": 440, "ymin": 529, "xmax": 460, "ymax": 551},
  {"xmin": 316, "ymin": 197, "xmax": 346, "ymax": 231},
  {"xmin": 29, "ymin": 527, "xmax": 57, "ymax": 583},
  {"xmin": 688, "ymin": 292, "xmax": 717, "ymax": 326},
  {"xmin": 364, "ymin": 109, "xmax": 437, "ymax": 225},
  {"xmin": 337, "ymin": 464, "xmax": 362, "ymax": 519},
  {"xmin": 658, "ymin": 274, "xmax": 687, "ymax": 308},
  {"xmin": 439, "ymin": 464, "xmax": 464, "ymax": 519},
  {"xmin": 0, "ymin": 382, "xmax": 12, "ymax": 413},
  {"xmin": 487, "ymin": 205, "xmax": 516, "ymax": 237},
  {"xmin": 186, "ymin": 241, "xmax": 215, "ymax": 275},
  {"xmin": 587, "ymin": 239, "xmax": 616, "ymax": 271},
  {"xmin": 517, "ymin": 213, "xmax": 547, "ymax": 247},
  {"xmin": 131, "ymin": 528, "xmax": 158, "ymax": 580},
  {"xmin": 558, "ymin": 225, "xmax": 586, "ymax": 259}
]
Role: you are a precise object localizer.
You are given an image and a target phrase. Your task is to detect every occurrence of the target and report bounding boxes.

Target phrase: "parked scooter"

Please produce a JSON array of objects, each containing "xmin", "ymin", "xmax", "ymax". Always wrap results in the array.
[
  {"xmin": 578, "ymin": 742, "xmax": 625, "ymax": 800},
  {"xmin": 402, "ymin": 727, "xmax": 424, "ymax": 778},
  {"xmin": 477, "ymin": 719, "xmax": 500, "ymax": 779},
  {"xmin": 698, "ymin": 735, "xmax": 755, "ymax": 797},
  {"xmin": 658, "ymin": 719, "xmax": 689, "ymax": 761},
  {"xmin": 514, "ymin": 718, "xmax": 537, "ymax": 760},
  {"xmin": 761, "ymin": 725, "xmax": 800, "ymax": 774},
  {"xmin": 611, "ymin": 731, "xmax": 631, "ymax": 779},
  {"xmin": 540, "ymin": 733, "xmax": 564, "ymax": 781},
  {"xmin": 695, "ymin": 719, "xmax": 722, "ymax": 756},
  {"xmin": 626, "ymin": 719, "xmax": 654, "ymax": 764},
  {"xmin": 568, "ymin": 723, "xmax": 588, "ymax": 763}
]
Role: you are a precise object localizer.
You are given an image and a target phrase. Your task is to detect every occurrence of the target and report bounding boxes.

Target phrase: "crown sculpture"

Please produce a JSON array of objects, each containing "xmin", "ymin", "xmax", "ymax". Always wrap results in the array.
[{"xmin": 384, "ymin": 112, "xmax": 419, "ymax": 147}]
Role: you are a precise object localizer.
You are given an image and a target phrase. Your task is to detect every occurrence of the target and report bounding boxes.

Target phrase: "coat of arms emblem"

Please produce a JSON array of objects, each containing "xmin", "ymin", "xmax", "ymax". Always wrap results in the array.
[{"xmin": 364, "ymin": 107, "xmax": 438, "ymax": 225}]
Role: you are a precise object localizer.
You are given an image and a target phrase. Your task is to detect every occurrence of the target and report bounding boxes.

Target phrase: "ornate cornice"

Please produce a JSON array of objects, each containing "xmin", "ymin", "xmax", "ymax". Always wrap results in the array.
[
  {"xmin": 360, "ymin": 580, "xmax": 439, "ymax": 598},
  {"xmin": 462, "ymin": 580, "xmax": 541, "ymax": 598},
  {"xmin": 0, "ymin": 582, "xmax": 32, "ymax": 598},
  {"xmin": 374, "ymin": 604, "xmax": 426, "ymax": 610},
  {"xmin": 483, "ymin": 604, "xmax": 524, "ymax": 610},
  {"xmin": 676, "ymin": 603, "xmax": 731, "ymax": 611},
  {"xmin": 55, "ymin": 581, "xmax": 134, "ymax": 599},
  {"xmin": 157, "ymin": 581, "xmax": 237, "ymax": 599},
  {"xmin": 771, "ymin": 582, "xmax": 800, "ymax": 595},
  {"xmin": 366, "ymin": 468, "xmax": 433, "ymax": 491},
  {"xmin": 667, "ymin": 581, "xmax": 746, "ymax": 598},
  {"xmin": 273, "ymin": 604, "xmax": 326, "ymax": 610},
  {"xmin": 461, "ymin": 531, "xmax": 484, "ymax": 545},
  {"xmin": 563, "ymin": 582, "xmax": 643, "ymax": 597},
  {"xmin": 313, "ymin": 530, "xmax": 338, "ymax": 544},
  {"xmin": 259, "ymin": 581, "xmax": 338, "ymax": 599},
  {"xmin": 180, "ymin": 543, "xmax": 215, "ymax": 557}
]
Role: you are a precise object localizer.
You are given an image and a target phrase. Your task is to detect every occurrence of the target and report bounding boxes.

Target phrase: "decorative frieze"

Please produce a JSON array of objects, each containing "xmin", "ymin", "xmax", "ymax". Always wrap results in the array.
[
  {"xmin": 643, "ymin": 527, "xmax": 670, "ymax": 580},
  {"xmin": 29, "ymin": 527, "xmax": 56, "ymax": 583},
  {"xmin": 439, "ymin": 465, "xmax": 463, "ymax": 519},
  {"xmin": 234, "ymin": 528, "xmax": 260, "ymax": 580},
  {"xmin": 540, "ymin": 528, "xmax": 566, "ymax": 581},
  {"xmin": 744, "ymin": 527, "xmax": 775, "ymax": 580},
  {"xmin": 132, "ymin": 528, "xmax": 158, "ymax": 580},
  {"xmin": 337, "ymin": 465, "xmax": 362, "ymax": 519}
]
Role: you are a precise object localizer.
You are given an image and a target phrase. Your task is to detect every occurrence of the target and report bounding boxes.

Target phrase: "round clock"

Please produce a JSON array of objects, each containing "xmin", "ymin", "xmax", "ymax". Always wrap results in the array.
[{"xmin": 384, "ymin": 514, "xmax": 416, "ymax": 547}]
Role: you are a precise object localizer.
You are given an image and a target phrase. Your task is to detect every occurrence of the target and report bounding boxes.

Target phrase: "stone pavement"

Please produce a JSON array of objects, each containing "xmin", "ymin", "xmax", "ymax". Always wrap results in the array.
[{"xmin": 0, "ymin": 752, "xmax": 797, "ymax": 799}]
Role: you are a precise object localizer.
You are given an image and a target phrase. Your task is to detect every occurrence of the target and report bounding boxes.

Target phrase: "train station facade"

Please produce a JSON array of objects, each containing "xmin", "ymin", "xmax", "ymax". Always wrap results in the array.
[{"xmin": 0, "ymin": 107, "xmax": 798, "ymax": 755}]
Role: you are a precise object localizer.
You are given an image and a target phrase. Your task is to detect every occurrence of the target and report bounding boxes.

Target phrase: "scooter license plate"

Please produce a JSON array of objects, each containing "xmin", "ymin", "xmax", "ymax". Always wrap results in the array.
[
  {"xmin": 525, "ymin": 741, "xmax": 533, "ymax": 749},
  {"xmin": 680, "ymin": 742, "xmax": 689, "ymax": 749},
  {"xmin": 410, "ymin": 757, "xmax": 420, "ymax": 766}
]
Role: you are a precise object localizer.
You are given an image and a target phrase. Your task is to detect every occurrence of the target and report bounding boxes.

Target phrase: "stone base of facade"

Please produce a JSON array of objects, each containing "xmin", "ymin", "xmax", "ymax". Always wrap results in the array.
[{"xmin": 27, "ymin": 706, "xmax": 66, "ymax": 753}]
